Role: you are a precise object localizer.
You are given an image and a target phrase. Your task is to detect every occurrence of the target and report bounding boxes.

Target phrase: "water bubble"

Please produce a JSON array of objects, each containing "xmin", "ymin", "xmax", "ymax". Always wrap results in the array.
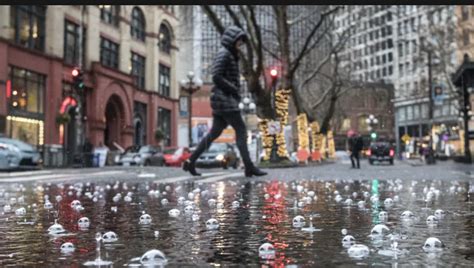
[
  {"xmin": 168, "ymin": 209, "xmax": 180, "ymax": 217},
  {"xmin": 139, "ymin": 212, "xmax": 152, "ymax": 225},
  {"xmin": 344, "ymin": 185, "xmax": 350, "ymax": 192},
  {"xmin": 258, "ymin": 243, "xmax": 276, "ymax": 259},
  {"xmin": 206, "ymin": 218, "xmax": 219, "ymax": 230},
  {"xmin": 334, "ymin": 190, "xmax": 340, "ymax": 195},
  {"xmin": 188, "ymin": 192, "xmax": 195, "ymax": 200},
  {"xmin": 154, "ymin": 231, "xmax": 160, "ymax": 238},
  {"xmin": 296, "ymin": 185, "xmax": 304, "ymax": 193},
  {"xmin": 423, "ymin": 237, "xmax": 444, "ymax": 253},
  {"xmin": 232, "ymin": 201, "xmax": 240, "ymax": 209},
  {"xmin": 216, "ymin": 203, "xmax": 224, "ymax": 209},
  {"xmin": 208, "ymin": 199, "xmax": 217, "ymax": 207},
  {"xmin": 192, "ymin": 214, "xmax": 200, "ymax": 221},
  {"xmin": 335, "ymin": 195, "xmax": 343, "ymax": 203},
  {"xmin": 70, "ymin": 200, "xmax": 81, "ymax": 209},
  {"xmin": 379, "ymin": 211, "xmax": 388, "ymax": 222},
  {"xmin": 393, "ymin": 195, "xmax": 400, "ymax": 202},
  {"xmin": 384, "ymin": 198, "xmax": 394, "ymax": 207},
  {"xmin": 352, "ymin": 192, "xmax": 358, "ymax": 199},
  {"xmin": 140, "ymin": 249, "xmax": 168, "ymax": 266},
  {"xmin": 348, "ymin": 244, "xmax": 370, "ymax": 259},
  {"xmin": 60, "ymin": 242, "xmax": 75, "ymax": 253},
  {"xmin": 78, "ymin": 217, "xmax": 90, "ymax": 229},
  {"xmin": 15, "ymin": 207, "xmax": 26, "ymax": 216},
  {"xmin": 434, "ymin": 209, "xmax": 446, "ymax": 220},
  {"xmin": 307, "ymin": 191, "xmax": 315, "ymax": 197},
  {"xmin": 264, "ymin": 193, "xmax": 270, "ymax": 200},
  {"xmin": 363, "ymin": 191, "xmax": 370, "ymax": 198},
  {"xmin": 102, "ymin": 231, "xmax": 118, "ymax": 243},
  {"xmin": 426, "ymin": 215, "xmax": 439, "ymax": 226},
  {"xmin": 341, "ymin": 228, "xmax": 348, "ymax": 235},
  {"xmin": 370, "ymin": 224, "xmax": 390, "ymax": 238},
  {"xmin": 344, "ymin": 199, "xmax": 353, "ymax": 206},
  {"xmin": 357, "ymin": 201, "xmax": 366, "ymax": 209},
  {"xmin": 292, "ymin": 215, "xmax": 306, "ymax": 228},
  {"xmin": 124, "ymin": 196, "xmax": 132, "ymax": 202},
  {"xmin": 184, "ymin": 205, "xmax": 194, "ymax": 214},
  {"xmin": 48, "ymin": 219, "xmax": 66, "ymax": 234},
  {"xmin": 342, "ymin": 235, "xmax": 356, "ymax": 247},
  {"xmin": 177, "ymin": 197, "xmax": 186, "ymax": 205},
  {"xmin": 161, "ymin": 198, "xmax": 169, "ymax": 205},
  {"xmin": 401, "ymin": 211, "xmax": 415, "ymax": 220}
]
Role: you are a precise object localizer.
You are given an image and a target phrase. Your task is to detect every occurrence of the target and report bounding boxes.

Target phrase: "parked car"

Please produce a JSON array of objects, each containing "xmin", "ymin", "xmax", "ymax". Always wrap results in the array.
[
  {"xmin": 115, "ymin": 145, "xmax": 164, "ymax": 166},
  {"xmin": 195, "ymin": 143, "xmax": 240, "ymax": 169},
  {"xmin": 367, "ymin": 141, "xmax": 395, "ymax": 165},
  {"xmin": 0, "ymin": 137, "xmax": 41, "ymax": 170},
  {"xmin": 163, "ymin": 147, "xmax": 191, "ymax": 167}
]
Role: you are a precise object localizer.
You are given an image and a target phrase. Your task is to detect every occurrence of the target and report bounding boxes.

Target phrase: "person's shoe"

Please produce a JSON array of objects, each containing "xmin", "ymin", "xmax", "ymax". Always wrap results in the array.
[
  {"xmin": 183, "ymin": 160, "xmax": 201, "ymax": 176},
  {"xmin": 245, "ymin": 166, "xmax": 268, "ymax": 177}
]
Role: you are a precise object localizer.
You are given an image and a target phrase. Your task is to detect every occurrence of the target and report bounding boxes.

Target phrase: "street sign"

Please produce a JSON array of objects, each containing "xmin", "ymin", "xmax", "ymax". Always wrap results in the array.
[
  {"xmin": 401, "ymin": 134, "xmax": 411, "ymax": 143},
  {"xmin": 432, "ymin": 84, "xmax": 446, "ymax": 106}
]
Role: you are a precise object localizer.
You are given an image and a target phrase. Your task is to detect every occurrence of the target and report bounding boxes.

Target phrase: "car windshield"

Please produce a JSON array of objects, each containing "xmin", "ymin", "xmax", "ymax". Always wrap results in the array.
[
  {"xmin": 207, "ymin": 143, "xmax": 227, "ymax": 153},
  {"xmin": 125, "ymin": 146, "xmax": 140, "ymax": 153},
  {"xmin": 139, "ymin": 146, "xmax": 152, "ymax": 153}
]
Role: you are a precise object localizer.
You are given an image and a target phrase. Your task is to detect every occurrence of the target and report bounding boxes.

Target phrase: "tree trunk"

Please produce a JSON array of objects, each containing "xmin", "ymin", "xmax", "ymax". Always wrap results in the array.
[{"xmin": 320, "ymin": 92, "xmax": 337, "ymax": 135}]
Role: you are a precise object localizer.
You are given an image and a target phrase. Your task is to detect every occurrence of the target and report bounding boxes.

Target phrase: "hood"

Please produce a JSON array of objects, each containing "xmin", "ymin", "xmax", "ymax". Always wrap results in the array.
[{"xmin": 221, "ymin": 26, "xmax": 247, "ymax": 51}]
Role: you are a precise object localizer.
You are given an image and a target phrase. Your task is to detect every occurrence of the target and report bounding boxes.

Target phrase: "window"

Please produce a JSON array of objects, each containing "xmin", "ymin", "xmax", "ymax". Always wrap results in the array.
[
  {"xmin": 462, "ymin": 6, "xmax": 469, "ymax": 21},
  {"xmin": 8, "ymin": 66, "xmax": 45, "ymax": 115},
  {"xmin": 64, "ymin": 20, "xmax": 82, "ymax": 65},
  {"xmin": 131, "ymin": 52, "xmax": 146, "ymax": 89},
  {"xmin": 399, "ymin": 64, "xmax": 404, "ymax": 76},
  {"xmin": 158, "ymin": 107, "xmax": 171, "ymax": 146},
  {"xmin": 131, "ymin": 7, "xmax": 146, "ymax": 41},
  {"xmin": 398, "ymin": 43, "xmax": 403, "ymax": 57},
  {"xmin": 159, "ymin": 24, "xmax": 172, "ymax": 54},
  {"xmin": 388, "ymin": 52, "xmax": 393, "ymax": 62},
  {"xmin": 398, "ymin": 107, "xmax": 406, "ymax": 121},
  {"xmin": 100, "ymin": 37, "xmax": 119, "ymax": 69},
  {"xmin": 159, "ymin": 64, "xmax": 171, "ymax": 97},
  {"xmin": 100, "ymin": 5, "xmax": 119, "ymax": 26},
  {"xmin": 388, "ymin": 65, "xmax": 393, "ymax": 75},
  {"xmin": 10, "ymin": 5, "xmax": 46, "ymax": 51},
  {"xmin": 382, "ymin": 54, "xmax": 386, "ymax": 64},
  {"xmin": 463, "ymin": 29, "xmax": 470, "ymax": 46}
]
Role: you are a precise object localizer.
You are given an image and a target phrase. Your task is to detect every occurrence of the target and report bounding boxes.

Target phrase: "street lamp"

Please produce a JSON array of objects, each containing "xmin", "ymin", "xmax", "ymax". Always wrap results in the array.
[
  {"xmin": 366, "ymin": 114, "xmax": 378, "ymax": 140},
  {"xmin": 180, "ymin": 71, "xmax": 203, "ymax": 147}
]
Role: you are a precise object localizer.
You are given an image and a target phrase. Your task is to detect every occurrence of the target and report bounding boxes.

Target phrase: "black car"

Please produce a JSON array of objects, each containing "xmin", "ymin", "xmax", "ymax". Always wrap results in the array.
[
  {"xmin": 195, "ymin": 143, "xmax": 240, "ymax": 169},
  {"xmin": 367, "ymin": 142, "xmax": 395, "ymax": 165}
]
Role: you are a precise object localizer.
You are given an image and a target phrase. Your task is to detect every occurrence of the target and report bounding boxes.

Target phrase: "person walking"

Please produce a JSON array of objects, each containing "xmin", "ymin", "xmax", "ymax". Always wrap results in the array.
[
  {"xmin": 183, "ymin": 26, "xmax": 267, "ymax": 178},
  {"xmin": 349, "ymin": 133, "xmax": 363, "ymax": 169}
]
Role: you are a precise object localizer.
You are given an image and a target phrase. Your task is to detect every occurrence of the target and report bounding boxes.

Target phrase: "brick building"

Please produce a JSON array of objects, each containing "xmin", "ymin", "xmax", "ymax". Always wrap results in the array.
[
  {"xmin": 332, "ymin": 82, "xmax": 395, "ymax": 150},
  {"xmin": 0, "ymin": 5, "xmax": 180, "ymax": 165}
]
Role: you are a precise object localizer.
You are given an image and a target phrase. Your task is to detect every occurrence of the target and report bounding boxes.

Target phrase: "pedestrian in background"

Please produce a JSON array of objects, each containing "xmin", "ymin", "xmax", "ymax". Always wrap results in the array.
[
  {"xmin": 349, "ymin": 132, "xmax": 363, "ymax": 169},
  {"xmin": 183, "ymin": 26, "xmax": 267, "ymax": 178}
]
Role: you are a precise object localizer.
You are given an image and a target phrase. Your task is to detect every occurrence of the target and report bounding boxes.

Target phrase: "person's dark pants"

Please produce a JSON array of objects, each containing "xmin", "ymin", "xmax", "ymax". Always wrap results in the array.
[
  {"xmin": 350, "ymin": 151, "xmax": 360, "ymax": 168},
  {"xmin": 189, "ymin": 111, "xmax": 254, "ymax": 170}
]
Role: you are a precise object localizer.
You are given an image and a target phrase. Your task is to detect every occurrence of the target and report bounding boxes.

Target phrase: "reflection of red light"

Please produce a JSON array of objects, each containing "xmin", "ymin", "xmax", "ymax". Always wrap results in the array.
[
  {"xmin": 367, "ymin": 149, "xmax": 371, "ymax": 156},
  {"xmin": 60, "ymin": 97, "xmax": 77, "ymax": 114},
  {"xmin": 6, "ymin": 80, "xmax": 11, "ymax": 98},
  {"xmin": 389, "ymin": 149, "xmax": 394, "ymax": 157},
  {"xmin": 72, "ymin": 69, "xmax": 79, "ymax": 77},
  {"xmin": 270, "ymin": 69, "xmax": 278, "ymax": 77}
]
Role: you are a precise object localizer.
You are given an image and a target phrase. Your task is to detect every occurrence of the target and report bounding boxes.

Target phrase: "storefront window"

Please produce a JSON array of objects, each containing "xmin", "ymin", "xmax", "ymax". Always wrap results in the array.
[
  {"xmin": 6, "ymin": 66, "xmax": 45, "ymax": 146},
  {"xmin": 398, "ymin": 107, "xmax": 406, "ymax": 122},
  {"xmin": 158, "ymin": 107, "xmax": 171, "ymax": 146},
  {"xmin": 413, "ymin": 104, "xmax": 420, "ymax": 119},
  {"xmin": 9, "ymin": 66, "xmax": 45, "ymax": 114},
  {"xmin": 421, "ymin": 103, "xmax": 428, "ymax": 119}
]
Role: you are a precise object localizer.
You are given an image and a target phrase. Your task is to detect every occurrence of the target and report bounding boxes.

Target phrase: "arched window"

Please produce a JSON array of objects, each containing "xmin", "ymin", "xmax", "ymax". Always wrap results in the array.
[
  {"xmin": 131, "ymin": 7, "xmax": 145, "ymax": 41},
  {"xmin": 159, "ymin": 23, "xmax": 172, "ymax": 54}
]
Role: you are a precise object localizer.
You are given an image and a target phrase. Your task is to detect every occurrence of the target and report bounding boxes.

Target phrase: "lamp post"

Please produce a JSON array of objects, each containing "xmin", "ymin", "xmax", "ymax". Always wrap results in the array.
[{"xmin": 180, "ymin": 71, "xmax": 203, "ymax": 147}]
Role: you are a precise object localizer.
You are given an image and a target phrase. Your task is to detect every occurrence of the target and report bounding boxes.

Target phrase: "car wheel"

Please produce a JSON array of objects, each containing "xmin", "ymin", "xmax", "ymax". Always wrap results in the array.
[{"xmin": 369, "ymin": 159, "xmax": 374, "ymax": 165}]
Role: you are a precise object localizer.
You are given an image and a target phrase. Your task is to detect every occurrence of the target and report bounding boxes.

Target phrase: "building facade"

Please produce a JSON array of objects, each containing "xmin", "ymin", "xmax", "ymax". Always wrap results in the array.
[
  {"xmin": 333, "ymin": 82, "xmax": 395, "ymax": 150},
  {"xmin": 0, "ymin": 5, "xmax": 180, "ymax": 165}
]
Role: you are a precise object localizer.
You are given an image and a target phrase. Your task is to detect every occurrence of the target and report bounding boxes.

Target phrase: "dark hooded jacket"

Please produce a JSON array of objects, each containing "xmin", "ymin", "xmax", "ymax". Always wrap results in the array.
[{"xmin": 210, "ymin": 26, "xmax": 247, "ymax": 114}]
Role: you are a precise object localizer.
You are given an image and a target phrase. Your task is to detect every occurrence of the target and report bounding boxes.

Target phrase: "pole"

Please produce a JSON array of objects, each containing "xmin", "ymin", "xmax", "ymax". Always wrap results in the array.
[
  {"xmin": 463, "ymin": 74, "xmax": 472, "ymax": 163},
  {"xmin": 188, "ymin": 91, "xmax": 193, "ymax": 147},
  {"xmin": 427, "ymin": 50, "xmax": 436, "ymax": 164}
]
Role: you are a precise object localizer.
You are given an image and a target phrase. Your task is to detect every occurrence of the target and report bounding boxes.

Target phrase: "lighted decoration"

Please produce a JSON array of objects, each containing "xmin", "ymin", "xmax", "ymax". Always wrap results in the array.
[
  {"xmin": 258, "ymin": 119, "xmax": 272, "ymax": 161},
  {"xmin": 274, "ymin": 89, "xmax": 291, "ymax": 158},
  {"xmin": 311, "ymin": 121, "xmax": 323, "ymax": 162},
  {"xmin": 327, "ymin": 131, "xmax": 336, "ymax": 159},
  {"xmin": 296, "ymin": 113, "xmax": 310, "ymax": 163}
]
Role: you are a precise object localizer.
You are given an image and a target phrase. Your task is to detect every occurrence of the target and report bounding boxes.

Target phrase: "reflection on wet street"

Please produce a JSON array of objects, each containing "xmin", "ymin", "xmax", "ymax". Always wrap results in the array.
[{"xmin": 0, "ymin": 175, "xmax": 473, "ymax": 266}]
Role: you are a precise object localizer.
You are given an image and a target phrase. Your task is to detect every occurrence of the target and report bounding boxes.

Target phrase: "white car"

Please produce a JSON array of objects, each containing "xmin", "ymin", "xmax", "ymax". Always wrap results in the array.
[{"xmin": 0, "ymin": 137, "xmax": 41, "ymax": 170}]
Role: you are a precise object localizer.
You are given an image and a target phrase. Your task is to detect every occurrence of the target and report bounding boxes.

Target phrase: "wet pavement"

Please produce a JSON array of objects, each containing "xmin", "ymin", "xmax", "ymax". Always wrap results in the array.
[{"xmin": 0, "ymin": 161, "xmax": 473, "ymax": 267}]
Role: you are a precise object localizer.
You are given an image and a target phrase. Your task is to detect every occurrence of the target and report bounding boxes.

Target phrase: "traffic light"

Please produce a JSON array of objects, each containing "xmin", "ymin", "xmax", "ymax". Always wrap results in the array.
[
  {"xmin": 72, "ymin": 68, "xmax": 84, "ymax": 90},
  {"xmin": 270, "ymin": 68, "xmax": 278, "ymax": 87},
  {"xmin": 370, "ymin": 132, "xmax": 377, "ymax": 139}
]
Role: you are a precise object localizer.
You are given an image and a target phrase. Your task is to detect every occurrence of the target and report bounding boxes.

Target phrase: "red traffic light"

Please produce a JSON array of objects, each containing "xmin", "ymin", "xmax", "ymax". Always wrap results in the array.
[
  {"xmin": 72, "ymin": 69, "xmax": 80, "ymax": 77},
  {"xmin": 270, "ymin": 69, "xmax": 278, "ymax": 77}
]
